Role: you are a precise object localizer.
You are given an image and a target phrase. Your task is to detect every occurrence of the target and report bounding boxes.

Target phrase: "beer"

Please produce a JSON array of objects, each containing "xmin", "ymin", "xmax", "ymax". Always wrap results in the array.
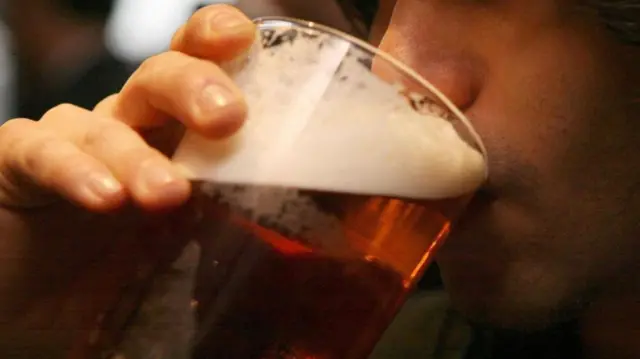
[
  {"xmin": 102, "ymin": 19, "xmax": 488, "ymax": 359},
  {"xmin": 183, "ymin": 182, "xmax": 465, "ymax": 359}
]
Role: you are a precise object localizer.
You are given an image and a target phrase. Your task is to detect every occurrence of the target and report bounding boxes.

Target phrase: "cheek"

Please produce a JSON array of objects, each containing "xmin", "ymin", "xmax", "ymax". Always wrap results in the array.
[
  {"xmin": 467, "ymin": 23, "xmax": 640, "ymax": 280},
  {"xmin": 470, "ymin": 21, "xmax": 619, "ymax": 201}
]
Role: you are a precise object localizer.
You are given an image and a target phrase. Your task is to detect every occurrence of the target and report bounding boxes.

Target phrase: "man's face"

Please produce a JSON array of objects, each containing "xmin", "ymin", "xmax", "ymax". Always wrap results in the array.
[{"xmin": 371, "ymin": 0, "xmax": 640, "ymax": 330}]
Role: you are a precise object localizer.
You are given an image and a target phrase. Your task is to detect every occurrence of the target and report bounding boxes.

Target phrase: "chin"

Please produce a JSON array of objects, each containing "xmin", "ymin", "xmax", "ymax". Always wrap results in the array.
[
  {"xmin": 436, "ymin": 256, "xmax": 590, "ymax": 332},
  {"xmin": 437, "ymin": 189, "xmax": 597, "ymax": 331}
]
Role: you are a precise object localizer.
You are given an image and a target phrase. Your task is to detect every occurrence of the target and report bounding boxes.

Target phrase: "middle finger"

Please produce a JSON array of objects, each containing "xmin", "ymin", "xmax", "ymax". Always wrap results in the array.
[{"xmin": 112, "ymin": 51, "xmax": 247, "ymax": 139}]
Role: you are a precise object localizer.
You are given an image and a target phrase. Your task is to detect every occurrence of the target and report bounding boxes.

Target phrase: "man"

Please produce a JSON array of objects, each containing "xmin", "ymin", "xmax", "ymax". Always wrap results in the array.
[
  {"xmin": 0, "ymin": 2, "xmax": 638, "ymax": 358},
  {"xmin": 3, "ymin": 0, "xmax": 133, "ymax": 121}
]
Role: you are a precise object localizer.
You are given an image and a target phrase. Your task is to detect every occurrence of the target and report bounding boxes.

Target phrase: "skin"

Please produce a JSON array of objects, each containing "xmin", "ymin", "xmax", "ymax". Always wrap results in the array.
[
  {"xmin": 0, "ymin": 5, "xmax": 254, "ymax": 355},
  {"xmin": 0, "ymin": 1, "xmax": 638, "ymax": 358},
  {"xmin": 374, "ymin": 0, "xmax": 640, "ymax": 326}
]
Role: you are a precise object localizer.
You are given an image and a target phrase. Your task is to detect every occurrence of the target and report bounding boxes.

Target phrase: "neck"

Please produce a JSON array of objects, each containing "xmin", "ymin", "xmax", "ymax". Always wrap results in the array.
[{"xmin": 582, "ymin": 292, "xmax": 640, "ymax": 359}]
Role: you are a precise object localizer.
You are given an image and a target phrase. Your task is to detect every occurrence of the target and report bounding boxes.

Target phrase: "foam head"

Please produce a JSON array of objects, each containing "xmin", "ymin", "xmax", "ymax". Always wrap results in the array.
[{"xmin": 173, "ymin": 20, "xmax": 486, "ymax": 200}]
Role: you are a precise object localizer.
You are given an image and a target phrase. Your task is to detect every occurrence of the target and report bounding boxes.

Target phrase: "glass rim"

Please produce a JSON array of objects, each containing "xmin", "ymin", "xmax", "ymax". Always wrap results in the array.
[{"xmin": 253, "ymin": 16, "xmax": 489, "ymax": 178}]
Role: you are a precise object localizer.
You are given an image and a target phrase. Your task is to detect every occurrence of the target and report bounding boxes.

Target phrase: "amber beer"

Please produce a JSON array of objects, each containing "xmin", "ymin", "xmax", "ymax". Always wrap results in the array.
[
  {"xmin": 185, "ymin": 181, "xmax": 467, "ymax": 359},
  {"xmin": 162, "ymin": 17, "xmax": 487, "ymax": 359}
]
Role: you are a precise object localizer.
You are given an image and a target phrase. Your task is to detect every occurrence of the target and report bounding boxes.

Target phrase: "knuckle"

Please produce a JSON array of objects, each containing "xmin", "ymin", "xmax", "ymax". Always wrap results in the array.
[
  {"xmin": 20, "ymin": 137, "xmax": 90, "ymax": 186},
  {"xmin": 181, "ymin": 64, "xmax": 222, "ymax": 93},
  {"xmin": 135, "ymin": 53, "xmax": 165, "ymax": 82},
  {"xmin": 93, "ymin": 93, "xmax": 119, "ymax": 112},
  {"xmin": 0, "ymin": 118, "xmax": 32, "ymax": 138},
  {"xmin": 122, "ymin": 56, "xmax": 163, "ymax": 97},
  {"xmin": 40, "ymin": 103, "xmax": 80, "ymax": 124},
  {"xmin": 139, "ymin": 52, "xmax": 182, "ymax": 75},
  {"xmin": 136, "ymin": 52, "xmax": 216, "ymax": 100},
  {"xmin": 81, "ymin": 120, "xmax": 131, "ymax": 152},
  {"xmin": 170, "ymin": 25, "xmax": 186, "ymax": 49},
  {"xmin": 190, "ymin": 5, "xmax": 212, "ymax": 25},
  {"xmin": 131, "ymin": 51, "xmax": 187, "ymax": 90},
  {"xmin": 19, "ymin": 136, "xmax": 61, "ymax": 175},
  {"xmin": 0, "ymin": 118, "xmax": 35, "ymax": 152},
  {"xmin": 0, "ymin": 117, "xmax": 32, "ymax": 129}
]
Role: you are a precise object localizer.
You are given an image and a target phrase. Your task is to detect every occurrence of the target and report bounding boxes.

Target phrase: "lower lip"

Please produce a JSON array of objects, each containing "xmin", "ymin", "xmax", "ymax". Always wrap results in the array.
[
  {"xmin": 436, "ymin": 191, "xmax": 495, "ymax": 258},
  {"xmin": 451, "ymin": 190, "xmax": 493, "ymax": 231}
]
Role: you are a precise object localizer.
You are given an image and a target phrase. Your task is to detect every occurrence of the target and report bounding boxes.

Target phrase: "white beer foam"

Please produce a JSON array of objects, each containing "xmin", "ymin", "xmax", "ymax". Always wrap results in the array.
[{"xmin": 173, "ymin": 26, "xmax": 486, "ymax": 200}]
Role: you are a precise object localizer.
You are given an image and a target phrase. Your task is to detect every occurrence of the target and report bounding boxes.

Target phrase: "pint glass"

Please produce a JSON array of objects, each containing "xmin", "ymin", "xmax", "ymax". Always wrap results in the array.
[{"xmin": 101, "ymin": 17, "xmax": 487, "ymax": 359}]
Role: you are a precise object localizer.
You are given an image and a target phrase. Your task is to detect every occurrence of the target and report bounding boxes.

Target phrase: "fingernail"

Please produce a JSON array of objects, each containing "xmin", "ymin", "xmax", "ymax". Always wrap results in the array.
[
  {"xmin": 136, "ymin": 161, "xmax": 191, "ymax": 207},
  {"xmin": 220, "ymin": 44, "xmax": 254, "ymax": 75},
  {"xmin": 86, "ymin": 173, "xmax": 124, "ymax": 200},
  {"xmin": 211, "ymin": 10, "xmax": 250, "ymax": 30},
  {"xmin": 192, "ymin": 83, "xmax": 247, "ymax": 138},
  {"xmin": 194, "ymin": 83, "xmax": 246, "ymax": 122},
  {"xmin": 199, "ymin": 83, "xmax": 236, "ymax": 111},
  {"xmin": 139, "ymin": 160, "xmax": 182, "ymax": 192}
]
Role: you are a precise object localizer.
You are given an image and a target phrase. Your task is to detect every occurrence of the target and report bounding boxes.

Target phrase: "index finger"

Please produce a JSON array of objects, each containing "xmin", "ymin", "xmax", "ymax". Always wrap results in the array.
[{"xmin": 171, "ymin": 4, "xmax": 256, "ymax": 63}]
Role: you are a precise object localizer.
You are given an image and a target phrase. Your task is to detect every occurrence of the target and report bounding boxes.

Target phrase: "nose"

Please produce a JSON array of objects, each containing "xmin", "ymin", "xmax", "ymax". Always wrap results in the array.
[{"xmin": 376, "ymin": 18, "xmax": 483, "ymax": 111}]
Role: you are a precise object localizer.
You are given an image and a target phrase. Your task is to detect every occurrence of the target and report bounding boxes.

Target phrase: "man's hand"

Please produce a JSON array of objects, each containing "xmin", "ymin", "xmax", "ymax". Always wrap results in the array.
[
  {"xmin": 0, "ymin": 5, "xmax": 256, "ymax": 357},
  {"xmin": 0, "ymin": 4, "xmax": 254, "ymax": 212}
]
